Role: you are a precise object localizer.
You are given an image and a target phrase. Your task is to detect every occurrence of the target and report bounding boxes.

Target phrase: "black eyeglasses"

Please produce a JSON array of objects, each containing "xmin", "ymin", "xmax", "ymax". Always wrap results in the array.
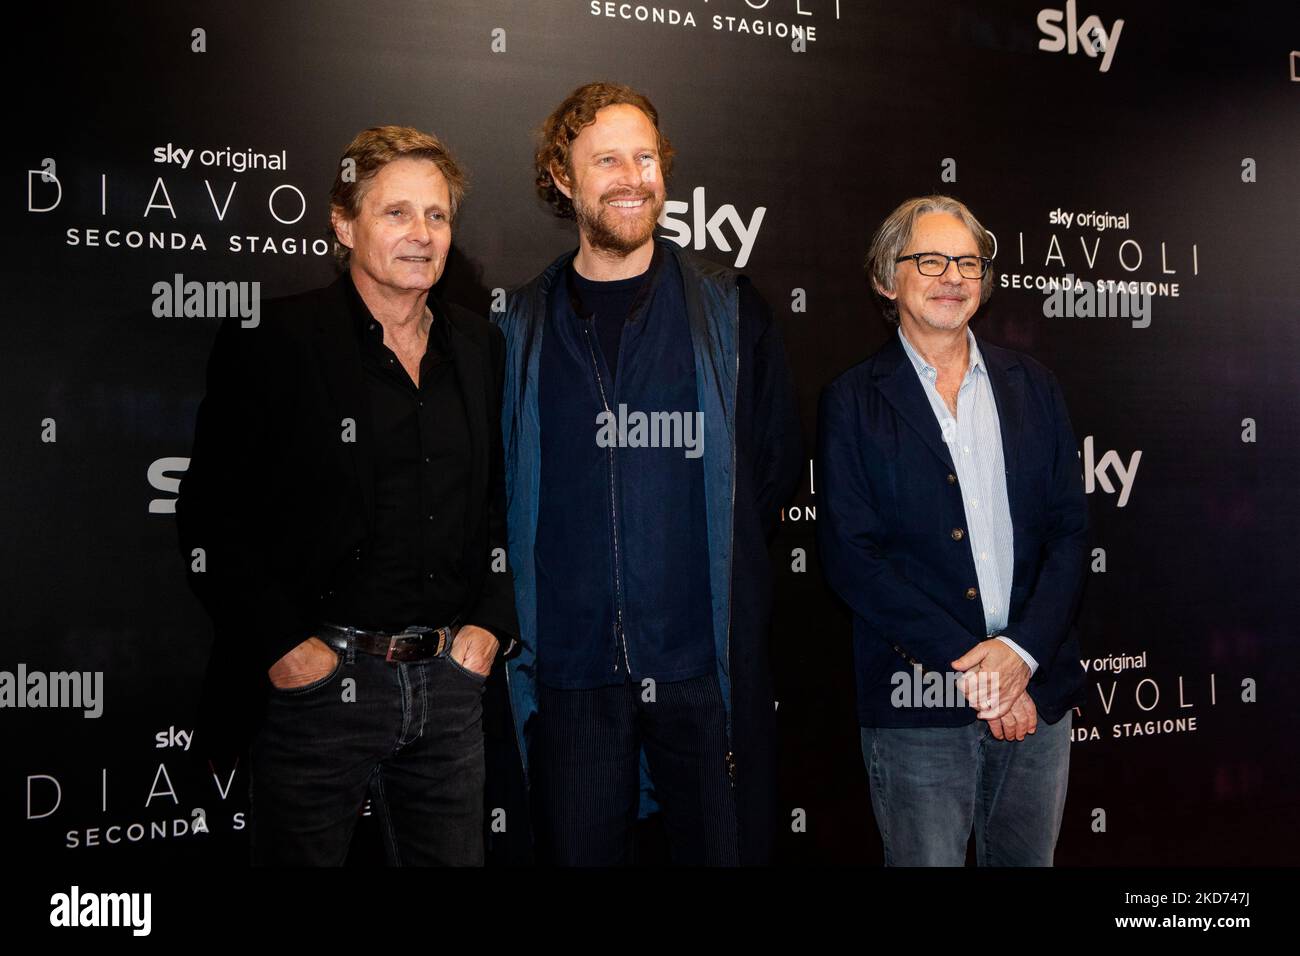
[{"xmin": 895, "ymin": 252, "xmax": 991, "ymax": 279}]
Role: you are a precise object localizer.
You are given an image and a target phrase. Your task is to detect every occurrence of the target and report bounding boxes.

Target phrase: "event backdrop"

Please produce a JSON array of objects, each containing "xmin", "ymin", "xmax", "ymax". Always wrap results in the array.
[{"xmin": 3, "ymin": 0, "xmax": 1298, "ymax": 865}]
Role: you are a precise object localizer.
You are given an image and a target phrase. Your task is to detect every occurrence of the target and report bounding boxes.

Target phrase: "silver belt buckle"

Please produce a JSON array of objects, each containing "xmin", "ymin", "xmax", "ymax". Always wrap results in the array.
[{"xmin": 386, "ymin": 626, "xmax": 439, "ymax": 662}]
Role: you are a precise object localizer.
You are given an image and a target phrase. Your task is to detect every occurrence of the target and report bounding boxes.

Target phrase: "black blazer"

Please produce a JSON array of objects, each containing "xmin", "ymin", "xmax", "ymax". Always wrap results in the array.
[{"xmin": 176, "ymin": 274, "xmax": 518, "ymax": 757}]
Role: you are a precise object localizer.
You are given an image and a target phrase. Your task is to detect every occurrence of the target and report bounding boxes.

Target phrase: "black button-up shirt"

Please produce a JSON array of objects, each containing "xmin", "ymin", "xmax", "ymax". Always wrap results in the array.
[{"xmin": 321, "ymin": 275, "xmax": 472, "ymax": 632}]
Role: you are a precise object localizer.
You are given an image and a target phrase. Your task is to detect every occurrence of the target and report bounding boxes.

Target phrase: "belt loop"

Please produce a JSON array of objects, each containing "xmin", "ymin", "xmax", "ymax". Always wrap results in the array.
[{"xmin": 344, "ymin": 629, "xmax": 356, "ymax": 665}]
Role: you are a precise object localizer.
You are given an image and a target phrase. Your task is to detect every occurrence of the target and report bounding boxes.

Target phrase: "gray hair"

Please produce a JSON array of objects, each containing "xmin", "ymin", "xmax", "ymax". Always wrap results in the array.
[{"xmin": 865, "ymin": 195, "xmax": 995, "ymax": 325}]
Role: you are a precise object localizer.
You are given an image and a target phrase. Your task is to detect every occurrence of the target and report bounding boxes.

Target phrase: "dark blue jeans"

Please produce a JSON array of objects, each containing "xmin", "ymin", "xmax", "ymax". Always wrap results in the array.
[
  {"xmin": 860, "ymin": 711, "xmax": 1072, "ymax": 866},
  {"xmin": 534, "ymin": 672, "xmax": 739, "ymax": 866},
  {"xmin": 249, "ymin": 645, "xmax": 487, "ymax": 866}
]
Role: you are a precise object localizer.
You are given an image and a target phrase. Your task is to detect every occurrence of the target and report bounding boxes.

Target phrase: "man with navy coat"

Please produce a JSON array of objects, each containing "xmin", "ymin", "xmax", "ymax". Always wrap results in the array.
[
  {"xmin": 495, "ymin": 82, "xmax": 802, "ymax": 865},
  {"xmin": 817, "ymin": 195, "xmax": 1088, "ymax": 866}
]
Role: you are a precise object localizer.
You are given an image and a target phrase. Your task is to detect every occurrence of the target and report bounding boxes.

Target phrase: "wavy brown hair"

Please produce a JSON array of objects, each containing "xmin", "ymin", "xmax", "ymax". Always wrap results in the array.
[
  {"xmin": 534, "ymin": 81, "xmax": 675, "ymax": 220},
  {"xmin": 328, "ymin": 125, "xmax": 468, "ymax": 268}
]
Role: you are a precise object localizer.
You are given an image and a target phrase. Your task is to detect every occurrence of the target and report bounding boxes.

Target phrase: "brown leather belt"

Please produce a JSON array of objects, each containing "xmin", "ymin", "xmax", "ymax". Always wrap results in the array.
[{"xmin": 317, "ymin": 621, "xmax": 458, "ymax": 663}]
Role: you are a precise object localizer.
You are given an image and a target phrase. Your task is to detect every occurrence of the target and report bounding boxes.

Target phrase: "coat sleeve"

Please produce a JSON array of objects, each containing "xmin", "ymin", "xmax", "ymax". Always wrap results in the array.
[
  {"xmin": 997, "ymin": 372, "xmax": 1088, "ymax": 675},
  {"xmin": 175, "ymin": 314, "xmax": 315, "ymax": 674},
  {"xmin": 816, "ymin": 378, "xmax": 979, "ymax": 673},
  {"xmin": 740, "ymin": 278, "xmax": 804, "ymax": 540},
  {"xmin": 462, "ymin": 321, "xmax": 522, "ymax": 654}
]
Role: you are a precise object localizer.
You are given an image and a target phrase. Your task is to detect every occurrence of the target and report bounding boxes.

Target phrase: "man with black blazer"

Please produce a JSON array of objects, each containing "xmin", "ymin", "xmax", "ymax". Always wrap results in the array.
[
  {"xmin": 817, "ymin": 195, "xmax": 1088, "ymax": 866},
  {"xmin": 176, "ymin": 126, "xmax": 518, "ymax": 866}
]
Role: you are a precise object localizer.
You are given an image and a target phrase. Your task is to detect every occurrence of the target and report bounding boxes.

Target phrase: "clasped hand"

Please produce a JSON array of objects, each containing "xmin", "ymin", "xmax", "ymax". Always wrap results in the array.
[{"xmin": 952, "ymin": 639, "xmax": 1037, "ymax": 741}]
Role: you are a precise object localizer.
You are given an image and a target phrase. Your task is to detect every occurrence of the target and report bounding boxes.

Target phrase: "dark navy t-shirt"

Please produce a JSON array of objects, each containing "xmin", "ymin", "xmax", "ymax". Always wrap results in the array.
[{"xmin": 571, "ymin": 267, "xmax": 640, "ymax": 388}]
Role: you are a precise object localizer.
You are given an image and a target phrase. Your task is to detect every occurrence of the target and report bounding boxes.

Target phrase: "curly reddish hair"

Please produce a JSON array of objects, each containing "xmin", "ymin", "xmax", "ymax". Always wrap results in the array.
[{"xmin": 534, "ymin": 81, "xmax": 675, "ymax": 220}]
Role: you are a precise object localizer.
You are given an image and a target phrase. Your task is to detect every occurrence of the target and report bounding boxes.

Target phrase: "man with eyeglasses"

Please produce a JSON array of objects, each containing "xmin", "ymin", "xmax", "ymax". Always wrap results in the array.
[{"xmin": 816, "ymin": 195, "xmax": 1088, "ymax": 866}]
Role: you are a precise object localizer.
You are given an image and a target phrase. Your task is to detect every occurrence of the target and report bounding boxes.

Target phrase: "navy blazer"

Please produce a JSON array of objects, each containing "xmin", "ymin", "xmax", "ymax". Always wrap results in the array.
[{"xmin": 817, "ymin": 331, "xmax": 1088, "ymax": 727}]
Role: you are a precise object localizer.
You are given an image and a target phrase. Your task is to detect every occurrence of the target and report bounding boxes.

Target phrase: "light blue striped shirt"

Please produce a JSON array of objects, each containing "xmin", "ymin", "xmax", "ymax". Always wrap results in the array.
[{"xmin": 897, "ymin": 327, "xmax": 1037, "ymax": 675}]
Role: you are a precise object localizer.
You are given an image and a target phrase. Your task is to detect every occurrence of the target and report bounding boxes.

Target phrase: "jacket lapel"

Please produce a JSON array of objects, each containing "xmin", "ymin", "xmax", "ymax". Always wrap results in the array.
[
  {"xmin": 980, "ymin": 337, "xmax": 1024, "ymax": 516},
  {"xmin": 873, "ymin": 334, "xmax": 957, "ymax": 473},
  {"xmin": 442, "ymin": 295, "xmax": 487, "ymax": 507},
  {"xmin": 312, "ymin": 276, "xmax": 377, "ymax": 530}
]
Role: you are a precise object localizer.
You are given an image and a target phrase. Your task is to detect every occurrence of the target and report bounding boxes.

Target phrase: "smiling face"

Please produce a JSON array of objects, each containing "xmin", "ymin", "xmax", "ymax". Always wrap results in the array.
[
  {"xmin": 552, "ymin": 103, "xmax": 666, "ymax": 259},
  {"xmin": 331, "ymin": 156, "xmax": 452, "ymax": 294},
  {"xmin": 882, "ymin": 211, "xmax": 984, "ymax": 334}
]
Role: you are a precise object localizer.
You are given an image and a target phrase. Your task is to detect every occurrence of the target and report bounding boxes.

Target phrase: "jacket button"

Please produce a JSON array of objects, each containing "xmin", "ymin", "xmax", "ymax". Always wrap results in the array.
[
  {"xmin": 894, "ymin": 644, "xmax": 918, "ymax": 666},
  {"xmin": 947, "ymin": 473, "xmax": 957, "ymax": 484},
  {"xmin": 965, "ymin": 587, "xmax": 978, "ymax": 600},
  {"xmin": 951, "ymin": 528, "xmax": 964, "ymax": 541}
]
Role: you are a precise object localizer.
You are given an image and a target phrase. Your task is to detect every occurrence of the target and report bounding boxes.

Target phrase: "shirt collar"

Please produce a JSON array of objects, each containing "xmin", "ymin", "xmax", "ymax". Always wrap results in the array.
[
  {"xmin": 341, "ymin": 271, "xmax": 376, "ymax": 345},
  {"xmin": 897, "ymin": 325, "xmax": 984, "ymax": 380},
  {"xmin": 341, "ymin": 271, "xmax": 451, "ymax": 357}
]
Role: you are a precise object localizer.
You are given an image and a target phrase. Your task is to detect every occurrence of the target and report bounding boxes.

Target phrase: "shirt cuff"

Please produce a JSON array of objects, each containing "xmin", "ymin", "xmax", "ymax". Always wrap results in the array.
[{"xmin": 995, "ymin": 635, "xmax": 1039, "ymax": 677}]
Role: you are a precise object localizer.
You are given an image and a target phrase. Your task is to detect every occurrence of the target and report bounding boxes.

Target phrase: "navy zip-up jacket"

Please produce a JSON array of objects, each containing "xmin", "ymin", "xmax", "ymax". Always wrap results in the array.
[
  {"xmin": 535, "ymin": 250, "xmax": 715, "ymax": 688},
  {"xmin": 492, "ymin": 239, "xmax": 804, "ymax": 863}
]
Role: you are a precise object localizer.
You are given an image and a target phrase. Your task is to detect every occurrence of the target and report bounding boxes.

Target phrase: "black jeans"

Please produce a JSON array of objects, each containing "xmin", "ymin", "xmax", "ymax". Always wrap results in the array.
[
  {"xmin": 249, "ymin": 644, "xmax": 487, "ymax": 866},
  {"xmin": 534, "ymin": 672, "xmax": 739, "ymax": 866}
]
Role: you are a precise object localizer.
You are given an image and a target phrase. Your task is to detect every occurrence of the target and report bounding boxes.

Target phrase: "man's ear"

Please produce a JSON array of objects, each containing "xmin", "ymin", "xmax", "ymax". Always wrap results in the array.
[
  {"xmin": 330, "ymin": 205, "xmax": 354, "ymax": 253},
  {"xmin": 550, "ymin": 163, "xmax": 573, "ymax": 201},
  {"xmin": 872, "ymin": 278, "xmax": 898, "ymax": 302}
]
